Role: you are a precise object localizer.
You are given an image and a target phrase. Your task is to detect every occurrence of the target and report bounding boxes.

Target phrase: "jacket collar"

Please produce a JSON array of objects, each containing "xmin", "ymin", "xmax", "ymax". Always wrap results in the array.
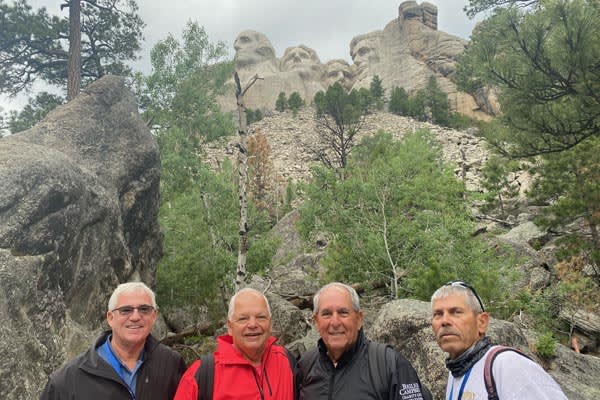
[
  {"xmin": 80, "ymin": 330, "xmax": 157, "ymax": 371},
  {"xmin": 216, "ymin": 334, "xmax": 277, "ymax": 365},
  {"xmin": 93, "ymin": 330, "xmax": 159, "ymax": 356}
]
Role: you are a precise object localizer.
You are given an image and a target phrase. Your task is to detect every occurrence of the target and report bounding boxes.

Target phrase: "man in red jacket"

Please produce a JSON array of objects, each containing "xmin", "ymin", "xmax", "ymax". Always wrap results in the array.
[{"xmin": 174, "ymin": 288, "xmax": 295, "ymax": 400}]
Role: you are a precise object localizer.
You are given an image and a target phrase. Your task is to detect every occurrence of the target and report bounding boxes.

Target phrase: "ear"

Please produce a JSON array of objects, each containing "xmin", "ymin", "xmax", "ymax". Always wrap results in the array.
[
  {"xmin": 357, "ymin": 310, "xmax": 364, "ymax": 328},
  {"xmin": 227, "ymin": 319, "xmax": 233, "ymax": 336},
  {"xmin": 477, "ymin": 312, "xmax": 490, "ymax": 337},
  {"xmin": 107, "ymin": 310, "xmax": 115, "ymax": 329}
]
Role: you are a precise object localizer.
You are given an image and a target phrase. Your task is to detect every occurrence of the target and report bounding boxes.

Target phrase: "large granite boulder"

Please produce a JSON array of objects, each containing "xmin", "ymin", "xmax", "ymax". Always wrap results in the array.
[{"xmin": 0, "ymin": 75, "xmax": 162, "ymax": 399}]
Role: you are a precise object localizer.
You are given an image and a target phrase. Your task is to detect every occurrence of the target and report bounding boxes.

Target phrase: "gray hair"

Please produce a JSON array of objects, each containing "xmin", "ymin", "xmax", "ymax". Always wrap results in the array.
[
  {"xmin": 228, "ymin": 287, "xmax": 271, "ymax": 320},
  {"xmin": 430, "ymin": 284, "xmax": 484, "ymax": 314},
  {"xmin": 108, "ymin": 281, "xmax": 157, "ymax": 312},
  {"xmin": 313, "ymin": 282, "xmax": 361, "ymax": 315}
]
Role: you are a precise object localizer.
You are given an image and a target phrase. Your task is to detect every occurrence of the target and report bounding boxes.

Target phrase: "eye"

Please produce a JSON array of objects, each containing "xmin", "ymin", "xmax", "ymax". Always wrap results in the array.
[
  {"xmin": 138, "ymin": 305, "xmax": 154, "ymax": 315},
  {"xmin": 117, "ymin": 306, "xmax": 133, "ymax": 315}
]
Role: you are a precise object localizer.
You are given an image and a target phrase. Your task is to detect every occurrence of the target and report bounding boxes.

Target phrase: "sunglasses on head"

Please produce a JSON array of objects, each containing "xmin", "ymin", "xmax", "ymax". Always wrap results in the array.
[{"xmin": 445, "ymin": 280, "xmax": 485, "ymax": 312}]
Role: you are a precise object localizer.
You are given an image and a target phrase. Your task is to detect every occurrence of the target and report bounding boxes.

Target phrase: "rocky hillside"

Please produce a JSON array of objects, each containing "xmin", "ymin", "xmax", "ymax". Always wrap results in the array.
[
  {"xmin": 198, "ymin": 106, "xmax": 600, "ymax": 399},
  {"xmin": 205, "ymin": 108, "xmax": 490, "ymax": 192}
]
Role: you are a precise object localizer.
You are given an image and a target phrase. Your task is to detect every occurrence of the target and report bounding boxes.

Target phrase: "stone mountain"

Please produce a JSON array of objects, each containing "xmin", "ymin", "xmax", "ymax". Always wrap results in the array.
[{"xmin": 217, "ymin": 1, "xmax": 498, "ymax": 120}]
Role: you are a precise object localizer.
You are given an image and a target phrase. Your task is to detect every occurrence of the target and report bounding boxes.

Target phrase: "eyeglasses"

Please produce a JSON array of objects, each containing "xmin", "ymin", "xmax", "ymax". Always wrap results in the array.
[
  {"xmin": 445, "ymin": 280, "xmax": 485, "ymax": 312},
  {"xmin": 111, "ymin": 305, "xmax": 155, "ymax": 317}
]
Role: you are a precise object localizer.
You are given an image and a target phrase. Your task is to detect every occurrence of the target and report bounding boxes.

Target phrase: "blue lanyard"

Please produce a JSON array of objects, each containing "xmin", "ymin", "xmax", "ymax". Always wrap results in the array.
[{"xmin": 449, "ymin": 367, "xmax": 473, "ymax": 400}]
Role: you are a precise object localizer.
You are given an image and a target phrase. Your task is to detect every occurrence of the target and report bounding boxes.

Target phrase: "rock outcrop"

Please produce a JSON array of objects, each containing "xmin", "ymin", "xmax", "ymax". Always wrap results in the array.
[
  {"xmin": 0, "ymin": 75, "xmax": 161, "ymax": 399},
  {"xmin": 220, "ymin": 1, "xmax": 494, "ymax": 119}
]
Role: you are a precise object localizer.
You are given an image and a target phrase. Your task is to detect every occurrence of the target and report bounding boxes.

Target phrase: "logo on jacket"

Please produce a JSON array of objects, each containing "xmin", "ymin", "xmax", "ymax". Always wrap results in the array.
[{"xmin": 398, "ymin": 383, "xmax": 424, "ymax": 400}]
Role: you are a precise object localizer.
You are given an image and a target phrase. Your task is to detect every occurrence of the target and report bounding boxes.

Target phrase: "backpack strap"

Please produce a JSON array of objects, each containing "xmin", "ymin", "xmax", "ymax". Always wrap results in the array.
[
  {"xmin": 367, "ymin": 342, "xmax": 394, "ymax": 400},
  {"xmin": 194, "ymin": 348, "xmax": 297, "ymax": 400},
  {"xmin": 194, "ymin": 353, "xmax": 214, "ymax": 400},
  {"xmin": 283, "ymin": 347, "xmax": 298, "ymax": 400},
  {"xmin": 484, "ymin": 346, "xmax": 531, "ymax": 400}
]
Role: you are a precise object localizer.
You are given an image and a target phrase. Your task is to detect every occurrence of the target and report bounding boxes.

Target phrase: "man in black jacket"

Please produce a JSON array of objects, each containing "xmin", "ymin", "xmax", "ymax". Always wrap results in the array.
[
  {"xmin": 40, "ymin": 282, "xmax": 186, "ymax": 400},
  {"xmin": 296, "ymin": 282, "xmax": 431, "ymax": 400}
]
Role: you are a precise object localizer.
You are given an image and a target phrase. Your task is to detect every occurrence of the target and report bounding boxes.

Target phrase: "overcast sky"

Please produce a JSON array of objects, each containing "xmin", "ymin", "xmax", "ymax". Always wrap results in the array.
[{"xmin": 2, "ymin": 0, "xmax": 481, "ymax": 112}]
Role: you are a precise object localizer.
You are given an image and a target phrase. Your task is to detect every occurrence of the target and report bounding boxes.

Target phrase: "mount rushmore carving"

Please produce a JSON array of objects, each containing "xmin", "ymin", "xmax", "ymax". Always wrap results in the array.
[{"xmin": 220, "ymin": 1, "xmax": 495, "ymax": 119}]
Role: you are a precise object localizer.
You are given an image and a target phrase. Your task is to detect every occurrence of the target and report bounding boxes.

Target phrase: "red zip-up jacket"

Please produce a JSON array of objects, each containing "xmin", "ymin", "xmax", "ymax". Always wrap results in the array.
[{"xmin": 174, "ymin": 335, "xmax": 294, "ymax": 400}]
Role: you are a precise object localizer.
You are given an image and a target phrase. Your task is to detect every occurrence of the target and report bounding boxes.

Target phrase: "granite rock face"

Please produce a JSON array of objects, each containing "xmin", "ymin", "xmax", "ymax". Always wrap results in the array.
[
  {"xmin": 0, "ymin": 75, "xmax": 162, "ymax": 399},
  {"xmin": 222, "ymin": 1, "xmax": 495, "ymax": 119}
]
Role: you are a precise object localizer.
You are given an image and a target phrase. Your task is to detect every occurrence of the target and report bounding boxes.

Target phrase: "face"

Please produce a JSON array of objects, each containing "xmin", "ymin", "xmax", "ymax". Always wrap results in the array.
[
  {"xmin": 324, "ymin": 60, "xmax": 354, "ymax": 90},
  {"xmin": 107, "ymin": 289, "xmax": 157, "ymax": 349},
  {"xmin": 234, "ymin": 30, "xmax": 276, "ymax": 68},
  {"xmin": 313, "ymin": 286, "xmax": 363, "ymax": 362},
  {"xmin": 350, "ymin": 34, "xmax": 382, "ymax": 72},
  {"xmin": 227, "ymin": 291, "xmax": 272, "ymax": 363},
  {"xmin": 431, "ymin": 293, "xmax": 489, "ymax": 359},
  {"xmin": 281, "ymin": 46, "xmax": 318, "ymax": 71}
]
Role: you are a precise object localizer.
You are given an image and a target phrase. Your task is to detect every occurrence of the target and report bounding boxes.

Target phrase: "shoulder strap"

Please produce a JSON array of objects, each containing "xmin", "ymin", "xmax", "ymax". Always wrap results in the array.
[
  {"xmin": 484, "ymin": 346, "xmax": 531, "ymax": 400},
  {"xmin": 194, "ymin": 353, "xmax": 214, "ymax": 400},
  {"xmin": 284, "ymin": 347, "xmax": 298, "ymax": 400},
  {"xmin": 298, "ymin": 347, "xmax": 319, "ymax": 377},
  {"xmin": 284, "ymin": 347, "xmax": 297, "ymax": 371},
  {"xmin": 367, "ymin": 342, "xmax": 394, "ymax": 400}
]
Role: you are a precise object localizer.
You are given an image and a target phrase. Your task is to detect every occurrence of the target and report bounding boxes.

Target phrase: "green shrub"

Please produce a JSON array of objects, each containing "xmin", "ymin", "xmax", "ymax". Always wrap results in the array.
[
  {"xmin": 288, "ymin": 92, "xmax": 304, "ymax": 115},
  {"xmin": 535, "ymin": 332, "xmax": 557, "ymax": 359},
  {"xmin": 275, "ymin": 92, "xmax": 287, "ymax": 112}
]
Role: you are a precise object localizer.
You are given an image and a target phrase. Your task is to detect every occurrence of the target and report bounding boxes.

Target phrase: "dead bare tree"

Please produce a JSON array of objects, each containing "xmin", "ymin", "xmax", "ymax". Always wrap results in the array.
[
  {"xmin": 234, "ymin": 72, "xmax": 261, "ymax": 291},
  {"xmin": 65, "ymin": 0, "xmax": 81, "ymax": 100}
]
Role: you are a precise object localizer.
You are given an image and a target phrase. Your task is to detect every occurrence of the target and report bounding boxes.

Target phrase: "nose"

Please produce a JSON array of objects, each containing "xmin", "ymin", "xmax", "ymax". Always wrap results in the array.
[
  {"xmin": 246, "ymin": 316, "xmax": 259, "ymax": 328},
  {"xmin": 329, "ymin": 312, "xmax": 343, "ymax": 326},
  {"xmin": 438, "ymin": 311, "xmax": 453, "ymax": 326},
  {"xmin": 128, "ymin": 309, "xmax": 142, "ymax": 320}
]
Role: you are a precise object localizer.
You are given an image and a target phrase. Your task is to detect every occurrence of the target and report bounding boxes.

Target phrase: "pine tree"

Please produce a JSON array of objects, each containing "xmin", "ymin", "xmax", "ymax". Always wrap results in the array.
[
  {"xmin": 389, "ymin": 87, "xmax": 409, "ymax": 116},
  {"xmin": 275, "ymin": 92, "xmax": 287, "ymax": 112},
  {"xmin": 369, "ymin": 75, "xmax": 385, "ymax": 110},
  {"xmin": 287, "ymin": 92, "xmax": 304, "ymax": 116}
]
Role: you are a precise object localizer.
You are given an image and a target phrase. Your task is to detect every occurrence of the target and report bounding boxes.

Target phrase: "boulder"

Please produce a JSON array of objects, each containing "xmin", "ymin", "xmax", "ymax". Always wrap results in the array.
[
  {"xmin": 0, "ymin": 75, "xmax": 161, "ymax": 399},
  {"xmin": 271, "ymin": 209, "xmax": 304, "ymax": 266}
]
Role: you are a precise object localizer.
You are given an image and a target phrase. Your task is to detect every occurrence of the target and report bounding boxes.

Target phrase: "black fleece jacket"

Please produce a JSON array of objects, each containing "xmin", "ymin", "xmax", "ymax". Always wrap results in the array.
[
  {"xmin": 296, "ymin": 329, "xmax": 432, "ymax": 400},
  {"xmin": 40, "ymin": 330, "xmax": 186, "ymax": 400}
]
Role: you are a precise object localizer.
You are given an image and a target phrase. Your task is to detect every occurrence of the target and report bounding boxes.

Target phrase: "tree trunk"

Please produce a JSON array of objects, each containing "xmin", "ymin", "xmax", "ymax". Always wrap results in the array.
[
  {"xmin": 67, "ymin": 0, "xmax": 81, "ymax": 101},
  {"xmin": 233, "ymin": 72, "xmax": 260, "ymax": 291}
]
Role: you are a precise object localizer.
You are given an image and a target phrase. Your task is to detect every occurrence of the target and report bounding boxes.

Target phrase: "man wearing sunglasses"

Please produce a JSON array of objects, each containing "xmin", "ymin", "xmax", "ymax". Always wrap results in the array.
[
  {"xmin": 40, "ymin": 282, "xmax": 186, "ymax": 400},
  {"xmin": 431, "ymin": 280, "xmax": 567, "ymax": 399}
]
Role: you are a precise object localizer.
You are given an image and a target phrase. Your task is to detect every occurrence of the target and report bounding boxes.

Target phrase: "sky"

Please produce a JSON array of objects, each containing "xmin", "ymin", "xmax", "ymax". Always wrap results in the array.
[{"xmin": 1, "ymin": 0, "xmax": 482, "ymax": 113}]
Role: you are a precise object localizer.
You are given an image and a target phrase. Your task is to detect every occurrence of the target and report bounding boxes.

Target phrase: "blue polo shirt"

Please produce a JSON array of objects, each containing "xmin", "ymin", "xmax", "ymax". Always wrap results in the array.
[{"xmin": 97, "ymin": 335, "xmax": 145, "ymax": 399}]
